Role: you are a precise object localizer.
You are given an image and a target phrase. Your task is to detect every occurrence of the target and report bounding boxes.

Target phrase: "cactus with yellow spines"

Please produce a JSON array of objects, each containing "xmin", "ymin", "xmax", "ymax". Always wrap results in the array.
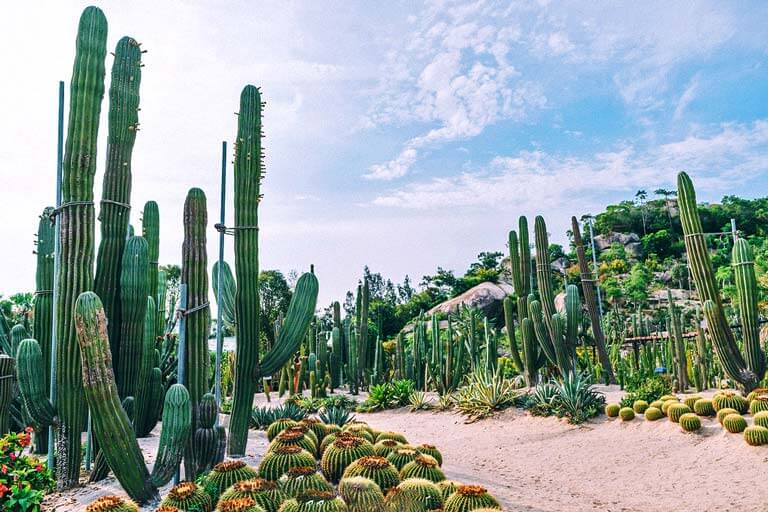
[
  {"xmin": 338, "ymin": 476, "xmax": 386, "ymax": 512},
  {"xmin": 220, "ymin": 478, "xmax": 288, "ymax": 512},
  {"xmin": 679, "ymin": 413, "xmax": 701, "ymax": 432},
  {"xmin": 278, "ymin": 466, "xmax": 334, "ymax": 498},
  {"xmin": 342, "ymin": 456, "xmax": 400, "ymax": 493},
  {"xmin": 444, "ymin": 485, "xmax": 501, "ymax": 512},
  {"xmin": 388, "ymin": 478, "xmax": 444, "ymax": 511},
  {"xmin": 205, "ymin": 460, "xmax": 260, "ymax": 498},
  {"xmin": 744, "ymin": 425, "xmax": 768, "ymax": 446},
  {"xmin": 321, "ymin": 435, "xmax": 375, "ymax": 483},
  {"xmin": 84, "ymin": 496, "xmax": 139, "ymax": 512},
  {"xmin": 644, "ymin": 407, "xmax": 663, "ymax": 421},
  {"xmin": 723, "ymin": 414, "xmax": 747, "ymax": 433},
  {"xmin": 160, "ymin": 482, "xmax": 213, "ymax": 512},
  {"xmin": 259, "ymin": 445, "xmax": 316, "ymax": 482}
]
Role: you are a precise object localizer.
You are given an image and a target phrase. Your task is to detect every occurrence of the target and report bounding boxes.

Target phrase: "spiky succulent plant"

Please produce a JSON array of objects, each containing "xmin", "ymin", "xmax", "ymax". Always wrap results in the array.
[
  {"xmin": 205, "ymin": 460, "xmax": 260, "ymax": 498},
  {"xmin": 693, "ymin": 399, "xmax": 715, "ymax": 417},
  {"xmin": 683, "ymin": 396, "xmax": 703, "ymax": 409},
  {"xmin": 373, "ymin": 439, "xmax": 402, "ymax": 459},
  {"xmin": 437, "ymin": 480, "xmax": 461, "ymax": 502},
  {"xmin": 716, "ymin": 408, "xmax": 739, "ymax": 425},
  {"xmin": 338, "ymin": 476, "xmax": 386, "ymax": 512},
  {"xmin": 667, "ymin": 403, "xmax": 691, "ymax": 423},
  {"xmin": 723, "ymin": 414, "xmax": 747, "ymax": 433},
  {"xmin": 399, "ymin": 454, "xmax": 446, "ymax": 483},
  {"xmin": 386, "ymin": 448, "xmax": 419, "ymax": 471},
  {"xmin": 84, "ymin": 496, "xmax": 139, "ymax": 512},
  {"xmin": 605, "ymin": 404, "xmax": 620, "ymax": 417},
  {"xmin": 618, "ymin": 407, "xmax": 635, "ymax": 421},
  {"xmin": 744, "ymin": 425, "xmax": 768, "ymax": 446},
  {"xmin": 644, "ymin": 407, "xmax": 664, "ymax": 421},
  {"xmin": 443, "ymin": 485, "xmax": 501, "ymax": 512},
  {"xmin": 268, "ymin": 428, "xmax": 318, "ymax": 457},
  {"xmin": 278, "ymin": 466, "xmax": 334, "ymax": 498},
  {"xmin": 632, "ymin": 400, "xmax": 649, "ymax": 414},
  {"xmin": 216, "ymin": 497, "xmax": 267, "ymax": 512},
  {"xmin": 749, "ymin": 395, "xmax": 768, "ymax": 415},
  {"xmin": 679, "ymin": 413, "xmax": 702, "ymax": 433},
  {"xmin": 278, "ymin": 490, "xmax": 348, "ymax": 512},
  {"xmin": 753, "ymin": 411, "xmax": 768, "ymax": 429},
  {"xmin": 414, "ymin": 444, "xmax": 443, "ymax": 466},
  {"xmin": 259, "ymin": 445, "xmax": 316, "ymax": 482},
  {"xmin": 219, "ymin": 478, "xmax": 288, "ymax": 512},
  {"xmin": 342, "ymin": 456, "xmax": 400, "ymax": 492},
  {"xmin": 387, "ymin": 478, "xmax": 444, "ymax": 511},
  {"xmin": 320, "ymin": 435, "xmax": 375, "ymax": 483},
  {"xmin": 268, "ymin": 419, "xmax": 300, "ymax": 441},
  {"xmin": 160, "ymin": 482, "xmax": 213, "ymax": 512},
  {"xmin": 712, "ymin": 392, "xmax": 748, "ymax": 414},
  {"xmin": 375, "ymin": 431, "xmax": 408, "ymax": 444}
]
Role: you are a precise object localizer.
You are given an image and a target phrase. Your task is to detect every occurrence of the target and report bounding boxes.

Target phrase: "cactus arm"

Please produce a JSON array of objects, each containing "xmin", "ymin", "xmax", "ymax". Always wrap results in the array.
[
  {"xmin": 528, "ymin": 300, "xmax": 557, "ymax": 365},
  {"xmin": 74, "ymin": 291, "xmax": 158, "ymax": 504},
  {"xmin": 534, "ymin": 216, "xmax": 558, "ymax": 341},
  {"xmin": 150, "ymin": 384, "xmax": 192, "ymax": 487},
  {"xmin": 733, "ymin": 239, "xmax": 765, "ymax": 378},
  {"xmin": 16, "ymin": 339, "xmax": 57, "ymax": 428},
  {"xmin": 0, "ymin": 356, "xmax": 14, "ymax": 434},
  {"xmin": 117, "ymin": 236, "xmax": 149, "ymax": 398},
  {"xmin": 565, "ymin": 284, "xmax": 581, "ymax": 354}
]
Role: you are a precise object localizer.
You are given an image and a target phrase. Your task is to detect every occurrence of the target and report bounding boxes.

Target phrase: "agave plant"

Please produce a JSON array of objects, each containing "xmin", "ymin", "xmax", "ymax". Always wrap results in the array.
[
  {"xmin": 409, "ymin": 391, "xmax": 433, "ymax": 411},
  {"xmin": 435, "ymin": 392, "xmax": 455, "ymax": 411},
  {"xmin": 552, "ymin": 372, "xmax": 605, "ymax": 424},
  {"xmin": 321, "ymin": 395, "xmax": 358, "ymax": 411},
  {"xmin": 319, "ymin": 405, "xmax": 355, "ymax": 426},
  {"xmin": 455, "ymin": 369, "xmax": 521, "ymax": 421}
]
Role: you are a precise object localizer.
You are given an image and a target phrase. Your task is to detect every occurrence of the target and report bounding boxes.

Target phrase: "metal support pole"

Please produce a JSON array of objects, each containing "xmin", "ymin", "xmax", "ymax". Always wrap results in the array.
[
  {"xmin": 174, "ymin": 283, "xmax": 188, "ymax": 485},
  {"xmin": 587, "ymin": 218, "xmax": 604, "ymax": 319},
  {"xmin": 48, "ymin": 80, "xmax": 64, "ymax": 470},
  {"xmin": 214, "ymin": 141, "xmax": 227, "ymax": 413}
]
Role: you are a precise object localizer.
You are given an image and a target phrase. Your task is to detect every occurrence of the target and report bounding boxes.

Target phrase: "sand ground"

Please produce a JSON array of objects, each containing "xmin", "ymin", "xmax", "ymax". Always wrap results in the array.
[{"xmin": 42, "ymin": 385, "xmax": 768, "ymax": 512}]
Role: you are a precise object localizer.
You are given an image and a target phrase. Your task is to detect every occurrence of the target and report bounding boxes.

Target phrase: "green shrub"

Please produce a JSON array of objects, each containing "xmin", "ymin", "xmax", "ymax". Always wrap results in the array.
[
  {"xmin": 0, "ymin": 430, "xmax": 54, "ymax": 512},
  {"xmin": 620, "ymin": 375, "xmax": 672, "ymax": 408}
]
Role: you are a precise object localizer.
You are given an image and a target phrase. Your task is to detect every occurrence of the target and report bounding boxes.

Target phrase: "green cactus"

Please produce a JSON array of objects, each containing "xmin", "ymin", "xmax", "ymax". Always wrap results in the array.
[
  {"xmin": 683, "ymin": 396, "xmax": 702, "ymax": 410},
  {"xmin": 667, "ymin": 290, "xmax": 689, "ymax": 391},
  {"xmin": 375, "ymin": 431, "xmax": 407, "ymax": 444},
  {"xmin": 192, "ymin": 393, "xmax": 220, "ymax": 475},
  {"xmin": 437, "ymin": 481, "xmax": 461, "ymax": 502},
  {"xmin": 205, "ymin": 460, "xmax": 260, "ymax": 498},
  {"xmin": 679, "ymin": 413, "xmax": 701, "ymax": 432},
  {"xmin": 268, "ymin": 428, "xmax": 318, "ymax": 457},
  {"xmin": 712, "ymin": 392, "xmax": 748, "ymax": 413},
  {"xmin": 213, "ymin": 260, "xmax": 237, "ymax": 330},
  {"xmin": 214, "ymin": 497, "xmax": 266, "ymax": 512},
  {"xmin": 388, "ymin": 478, "xmax": 444, "ymax": 511},
  {"xmin": 15, "ymin": 339, "xmax": 56, "ymax": 429},
  {"xmin": 258, "ymin": 445, "xmax": 315, "ymax": 482},
  {"xmin": 632, "ymin": 400, "xmax": 649, "ymax": 414},
  {"xmin": 386, "ymin": 447, "xmax": 419, "ymax": 471},
  {"xmin": 342, "ymin": 456, "xmax": 400, "ymax": 492},
  {"xmin": 84, "ymin": 496, "xmax": 139, "ymax": 512},
  {"xmin": 267, "ymin": 419, "xmax": 299, "ymax": 441},
  {"xmin": 753, "ymin": 411, "xmax": 768, "ymax": 429},
  {"xmin": 133, "ymin": 296, "xmax": 156, "ymax": 437},
  {"xmin": 743, "ymin": 425, "xmax": 768, "ymax": 446},
  {"xmin": 399, "ymin": 454, "xmax": 445, "ymax": 483},
  {"xmin": 677, "ymin": 172, "xmax": 765, "ymax": 391},
  {"xmin": 716, "ymin": 407, "xmax": 739, "ymax": 424},
  {"xmin": 723, "ymin": 414, "xmax": 747, "ymax": 433},
  {"xmin": 415, "ymin": 444, "xmax": 443, "ymax": 466},
  {"xmin": 299, "ymin": 418, "xmax": 327, "ymax": 443},
  {"xmin": 0, "ymin": 356, "xmax": 14, "ymax": 434},
  {"xmin": 373, "ymin": 439, "xmax": 402, "ymax": 459},
  {"xmin": 444, "ymin": 485, "xmax": 500, "ymax": 512},
  {"xmin": 116, "ymin": 236, "xmax": 149, "ymax": 398},
  {"xmin": 219, "ymin": 478, "xmax": 288, "ymax": 512},
  {"xmin": 693, "ymin": 398, "xmax": 715, "ymax": 417},
  {"xmin": 321, "ymin": 435, "xmax": 375, "ymax": 483},
  {"xmin": 142, "ymin": 201, "xmax": 160, "ymax": 308},
  {"xmin": 605, "ymin": 403, "xmax": 620, "ymax": 417},
  {"xmin": 160, "ymin": 482, "xmax": 213, "ymax": 512},
  {"xmin": 618, "ymin": 407, "xmax": 635, "ymax": 421},
  {"xmin": 667, "ymin": 403, "xmax": 691, "ymax": 423},
  {"xmin": 278, "ymin": 466, "xmax": 334, "ymax": 498},
  {"xmin": 338, "ymin": 476, "xmax": 386, "ymax": 512},
  {"xmin": 661, "ymin": 399, "xmax": 679, "ymax": 415},
  {"xmin": 279, "ymin": 490, "xmax": 348, "ymax": 512},
  {"xmin": 358, "ymin": 279, "xmax": 370, "ymax": 384},
  {"xmin": 644, "ymin": 407, "xmax": 664, "ymax": 421},
  {"xmin": 94, "ymin": 34, "xmax": 142, "ymax": 370},
  {"xmin": 750, "ymin": 396, "xmax": 768, "ymax": 415},
  {"xmin": 150, "ymin": 384, "xmax": 192, "ymax": 487}
]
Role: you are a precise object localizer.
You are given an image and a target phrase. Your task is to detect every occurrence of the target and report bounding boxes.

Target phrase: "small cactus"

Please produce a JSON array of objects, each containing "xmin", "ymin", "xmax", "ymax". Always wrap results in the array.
[
  {"xmin": 220, "ymin": 478, "xmax": 288, "ymax": 512},
  {"xmin": 632, "ymin": 400, "xmax": 649, "ymax": 414},
  {"xmin": 375, "ymin": 431, "xmax": 408, "ymax": 444},
  {"xmin": 753, "ymin": 411, "xmax": 768, "ymax": 429},
  {"xmin": 712, "ymin": 392, "xmax": 748, "ymax": 413},
  {"xmin": 716, "ymin": 408, "xmax": 739, "ymax": 424},
  {"xmin": 744, "ymin": 425, "xmax": 768, "ymax": 446},
  {"xmin": 723, "ymin": 414, "xmax": 747, "ymax": 433},
  {"xmin": 659, "ymin": 394, "xmax": 678, "ymax": 402},
  {"xmin": 388, "ymin": 478, "xmax": 444, "ymax": 511},
  {"xmin": 320, "ymin": 435, "xmax": 375, "ymax": 483},
  {"xmin": 618, "ymin": 407, "xmax": 635, "ymax": 421},
  {"xmin": 268, "ymin": 419, "xmax": 299, "ymax": 441},
  {"xmin": 84, "ymin": 496, "xmax": 139, "ymax": 512},
  {"xmin": 341, "ymin": 423, "xmax": 375, "ymax": 443},
  {"xmin": 667, "ymin": 403, "xmax": 691, "ymax": 423},
  {"xmin": 683, "ymin": 396, "xmax": 703, "ymax": 409},
  {"xmin": 437, "ymin": 480, "xmax": 461, "ymax": 502},
  {"xmin": 259, "ymin": 445, "xmax": 316, "ymax": 482},
  {"xmin": 342, "ymin": 456, "xmax": 400, "ymax": 492},
  {"xmin": 644, "ymin": 407, "xmax": 663, "ymax": 421},
  {"xmin": 679, "ymin": 413, "xmax": 702, "ymax": 432},
  {"xmin": 605, "ymin": 403, "xmax": 620, "ymax": 417},
  {"xmin": 160, "ymin": 482, "xmax": 213, "ymax": 512},
  {"xmin": 415, "ymin": 444, "xmax": 443, "ymax": 466},
  {"xmin": 650, "ymin": 400, "xmax": 664, "ymax": 409},
  {"xmin": 749, "ymin": 395, "xmax": 768, "ymax": 415},
  {"xmin": 268, "ymin": 428, "xmax": 318, "ymax": 457},
  {"xmin": 216, "ymin": 497, "xmax": 267, "ymax": 512},
  {"xmin": 338, "ymin": 476, "xmax": 386, "ymax": 512},
  {"xmin": 693, "ymin": 399, "xmax": 715, "ymax": 417},
  {"xmin": 400, "ymin": 454, "xmax": 446, "ymax": 483},
  {"xmin": 373, "ymin": 439, "xmax": 402, "ymax": 458},
  {"xmin": 444, "ymin": 485, "xmax": 501, "ymax": 512},
  {"xmin": 386, "ymin": 447, "xmax": 419, "ymax": 471},
  {"xmin": 661, "ymin": 399, "xmax": 679, "ymax": 415},
  {"xmin": 205, "ymin": 460, "xmax": 260, "ymax": 498},
  {"xmin": 278, "ymin": 466, "xmax": 334, "ymax": 498},
  {"xmin": 300, "ymin": 418, "xmax": 328, "ymax": 443},
  {"xmin": 278, "ymin": 490, "xmax": 348, "ymax": 512}
]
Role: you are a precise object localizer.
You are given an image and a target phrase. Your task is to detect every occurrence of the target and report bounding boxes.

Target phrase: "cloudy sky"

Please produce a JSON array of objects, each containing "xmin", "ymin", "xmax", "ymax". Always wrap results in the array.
[{"xmin": 1, "ymin": 0, "xmax": 768, "ymax": 307}]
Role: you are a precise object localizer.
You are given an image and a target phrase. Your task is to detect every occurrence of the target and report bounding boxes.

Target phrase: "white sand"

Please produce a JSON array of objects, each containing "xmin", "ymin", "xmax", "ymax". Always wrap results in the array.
[{"xmin": 43, "ymin": 386, "xmax": 768, "ymax": 511}]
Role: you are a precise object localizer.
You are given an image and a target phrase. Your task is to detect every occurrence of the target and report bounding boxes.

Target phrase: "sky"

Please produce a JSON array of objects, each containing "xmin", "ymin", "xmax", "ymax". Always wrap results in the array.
[{"xmin": 1, "ymin": 0, "xmax": 768, "ymax": 308}]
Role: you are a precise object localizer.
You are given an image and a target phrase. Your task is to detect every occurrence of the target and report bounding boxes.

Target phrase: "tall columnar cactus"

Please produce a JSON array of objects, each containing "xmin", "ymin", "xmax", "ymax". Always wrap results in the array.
[
  {"xmin": 142, "ymin": 201, "xmax": 160, "ymax": 313},
  {"xmin": 74, "ymin": 291, "xmax": 191, "ymax": 503},
  {"xmin": 0, "ymin": 356, "xmax": 14, "ymax": 434},
  {"xmin": 358, "ymin": 279, "xmax": 370, "ymax": 380},
  {"xmin": 55, "ymin": 6, "xmax": 108, "ymax": 488},
  {"xmin": 677, "ymin": 172, "xmax": 765, "ymax": 391},
  {"xmin": 182, "ymin": 188, "xmax": 211, "ymax": 477},
  {"xmin": 213, "ymin": 261, "xmax": 237, "ymax": 330},
  {"xmin": 571, "ymin": 216, "xmax": 614, "ymax": 383},
  {"xmin": 330, "ymin": 302, "xmax": 343, "ymax": 389},
  {"xmin": 156, "ymin": 269, "xmax": 168, "ymax": 339},
  {"xmin": 133, "ymin": 296, "xmax": 157, "ymax": 437},
  {"xmin": 667, "ymin": 290, "xmax": 689, "ymax": 391},
  {"xmin": 94, "ymin": 35, "xmax": 142, "ymax": 364},
  {"xmin": 229, "ymin": 85, "xmax": 264, "ymax": 456},
  {"xmin": 32, "ymin": 207, "xmax": 55, "ymax": 432},
  {"xmin": 117, "ymin": 236, "xmax": 149, "ymax": 398}
]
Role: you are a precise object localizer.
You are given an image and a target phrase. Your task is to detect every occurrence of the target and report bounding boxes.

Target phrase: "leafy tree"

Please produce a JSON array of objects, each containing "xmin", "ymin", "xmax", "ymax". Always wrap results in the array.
[{"xmin": 259, "ymin": 270, "xmax": 292, "ymax": 345}]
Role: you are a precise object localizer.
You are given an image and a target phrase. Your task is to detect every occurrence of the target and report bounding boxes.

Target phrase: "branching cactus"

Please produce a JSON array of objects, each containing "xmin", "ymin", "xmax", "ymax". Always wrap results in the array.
[
  {"xmin": 677, "ymin": 172, "xmax": 765, "ymax": 391},
  {"xmin": 55, "ymin": 6, "xmax": 108, "ymax": 488}
]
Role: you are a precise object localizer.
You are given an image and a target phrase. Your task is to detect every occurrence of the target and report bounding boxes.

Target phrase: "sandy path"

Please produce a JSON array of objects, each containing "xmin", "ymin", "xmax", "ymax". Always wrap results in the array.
[{"xmin": 43, "ymin": 386, "xmax": 768, "ymax": 511}]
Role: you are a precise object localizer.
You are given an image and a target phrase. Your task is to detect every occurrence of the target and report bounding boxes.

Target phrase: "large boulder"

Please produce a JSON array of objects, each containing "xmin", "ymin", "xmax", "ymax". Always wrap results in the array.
[
  {"xmin": 427, "ymin": 281, "xmax": 514, "ymax": 318},
  {"xmin": 594, "ymin": 232, "xmax": 640, "ymax": 252}
]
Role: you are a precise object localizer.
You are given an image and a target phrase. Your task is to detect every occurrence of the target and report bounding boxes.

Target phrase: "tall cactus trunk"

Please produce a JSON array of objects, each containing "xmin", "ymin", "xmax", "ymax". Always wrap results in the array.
[
  {"xmin": 143, "ymin": 201, "xmax": 160, "ymax": 317},
  {"xmin": 0, "ymin": 356, "xmax": 14, "ymax": 435},
  {"xmin": 182, "ymin": 188, "xmax": 211, "ymax": 477},
  {"xmin": 571, "ymin": 216, "xmax": 614, "ymax": 383},
  {"xmin": 33, "ymin": 207, "xmax": 55, "ymax": 451},
  {"xmin": 55, "ymin": 6, "xmax": 108, "ymax": 489},
  {"xmin": 117, "ymin": 236, "xmax": 149, "ymax": 398},
  {"xmin": 94, "ymin": 35, "xmax": 142, "ymax": 365},
  {"xmin": 229, "ymin": 85, "xmax": 263, "ymax": 456}
]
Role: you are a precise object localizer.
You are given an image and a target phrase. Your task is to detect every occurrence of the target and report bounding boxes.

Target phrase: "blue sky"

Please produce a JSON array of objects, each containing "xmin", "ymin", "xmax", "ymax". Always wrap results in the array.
[{"xmin": 2, "ymin": 0, "xmax": 768, "ymax": 306}]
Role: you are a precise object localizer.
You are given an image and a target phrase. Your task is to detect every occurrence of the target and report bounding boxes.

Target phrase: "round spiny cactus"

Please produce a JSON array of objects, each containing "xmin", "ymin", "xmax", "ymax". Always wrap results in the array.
[
  {"xmin": 618, "ymin": 407, "xmax": 635, "ymax": 421},
  {"xmin": 667, "ymin": 403, "xmax": 691, "ymax": 423},
  {"xmin": 679, "ymin": 413, "xmax": 702, "ymax": 433},
  {"xmin": 683, "ymin": 396, "xmax": 702, "ymax": 409},
  {"xmin": 85, "ymin": 496, "xmax": 139, "ymax": 512},
  {"xmin": 278, "ymin": 466, "xmax": 334, "ymax": 498},
  {"xmin": 749, "ymin": 396, "xmax": 768, "ymax": 415},
  {"xmin": 722, "ymin": 413, "xmax": 747, "ymax": 434},
  {"xmin": 220, "ymin": 478, "xmax": 288, "ymax": 512},
  {"xmin": 343, "ymin": 421, "xmax": 374, "ymax": 435},
  {"xmin": 216, "ymin": 497, "xmax": 267, "ymax": 512},
  {"xmin": 414, "ymin": 444, "xmax": 443, "ymax": 466},
  {"xmin": 160, "ymin": 482, "xmax": 214, "ymax": 512},
  {"xmin": 744, "ymin": 425, "xmax": 768, "ymax": 446},
  {"xmin": 632, "ymin": 400, "xmax": 649, "ymax": 414},
  {"xmin": 387, "ymin": 447, "xmax": 419, "ymax": 471},
  {"xmin": 375, "ymin": 431, "xmax": 408, "ymax": 444},
  {"xmin": 661, "ymin": 399, "xmax": 679, "ymax": 415},
  {"xmin": 604, "ymin": 403, "xmax": 620, "ymax": 417},
  {"xmin": 338, "ymin": 476, "xmax": 386, "ymax": 512},
  {"xmin": 269, "ymin": 428, "xmax": 318, "ymax": 457},
  {"xmin": 278, "ymin": 490, "xmax": 348, "ymax": 512},
  {"xmin": 389, "ymin": 478, "xmax": 444, "ymax": 511},
  {"xmin": 400, "ymin": 454, "xmax": 445, "ymax": 483},
  {"xmin": 268, "ymin": 419, "xmax": 300, "ymax": 441},
  {"xmin": 752, "ymin": 411, "xmax": 768, "ymax": 429},
  {"xmin": 373, "ymin": 439, "xmax": 402, "ymax": 458},
  {"xmin": 659, "ymin": 394, "xmax": 678, "ymax": 402},
  {"xmin": 341, "ymin": 424, "xmax": 375, "ymax": 444},
  {"xmin": 320, "ymin": 435, "xmax": 375, "ymax": 483},
  {"xmin": 644, "ymin": 407, "xmax": 663, "ymax": 421},
  {"xmin": 649, "ymin": 400, "xmax": 664, "ymax": 409},
  {"xmin": 156, "ymin": 507, "xmax": 180, "ymax": 512},
  {"xmin": 712, "ymin": 392, "xmax": 748, "ymax": 414},
  {"xmin": 259, "ymin": 445, "xmax": 317, "ymax": 482},
  {"xmin": 444, "ymin": 485, "xmax": 501, "ymax": 512},
  {"xmin": 342, "ymin": 456, "xmax": 400, "ymax": 492},
  {"xmin": 716, "ymin": 408, "xmax": 739, "ymax": 425},
  {"xmin": 300, "ymin": 418, "xmax": 328, "ymax": 443},
  {"xmin": 437, "ymin": 480, "xmax": 461, "ymax": 502},
  {"xmin": 693, "ymin": 399, "xmax": 715, "ymax": 417},
  {"xmin": 746, "ymin": 388, "xmax": 768, "ymax": 402},
  {"xmin": 323, "ymin": 424, "xmax": 342, "ymax": 436},
  {"xmin": 289, "ymin": 424, "xmax": 320, "ymax": 447},
  {"xmin": 207, "ymin": 460, "xmax": 261, "ymax": 497}
]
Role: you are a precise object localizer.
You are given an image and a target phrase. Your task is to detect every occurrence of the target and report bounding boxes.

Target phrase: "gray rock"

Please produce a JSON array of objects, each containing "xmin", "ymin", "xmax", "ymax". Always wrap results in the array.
[{"xmin": 427, "ymin": 281, "xmax": 514, "ymax": 318}]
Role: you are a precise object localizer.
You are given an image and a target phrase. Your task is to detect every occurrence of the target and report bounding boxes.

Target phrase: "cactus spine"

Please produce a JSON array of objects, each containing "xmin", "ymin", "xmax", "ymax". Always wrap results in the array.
[
  {"xmin": 677, "ymin": 172, "xmax": 765, "ymax": 391},
  {"xmin": 55, "ymin": 6, "xmax": 108, "ymax": 488},
  {"xmin": 229, "ymin": 84, "xmax": 264, "ymax": 456}
]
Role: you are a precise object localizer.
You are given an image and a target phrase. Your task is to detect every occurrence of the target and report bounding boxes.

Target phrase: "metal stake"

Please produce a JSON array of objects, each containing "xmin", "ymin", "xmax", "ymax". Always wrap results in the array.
[
  {"xmin": 174, "ymin": 283, "xmax": 188, "ymax": 485},
  {"xmin": 214, "ymin": 141, "xmax": 227, "ymax": 414}
]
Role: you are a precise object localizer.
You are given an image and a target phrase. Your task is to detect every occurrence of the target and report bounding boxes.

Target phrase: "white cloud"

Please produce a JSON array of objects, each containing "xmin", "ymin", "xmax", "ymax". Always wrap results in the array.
[
  {"xmin": 674, "ymin": 74, "xmax": 700, "ymax": 120},
  {"xmin": 547, "ymin": 32, "xmax": 574, "ymax": 55},
  {"xmin": 364, "ymin": 148, "xmax": 418, "ymax": 180}
]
